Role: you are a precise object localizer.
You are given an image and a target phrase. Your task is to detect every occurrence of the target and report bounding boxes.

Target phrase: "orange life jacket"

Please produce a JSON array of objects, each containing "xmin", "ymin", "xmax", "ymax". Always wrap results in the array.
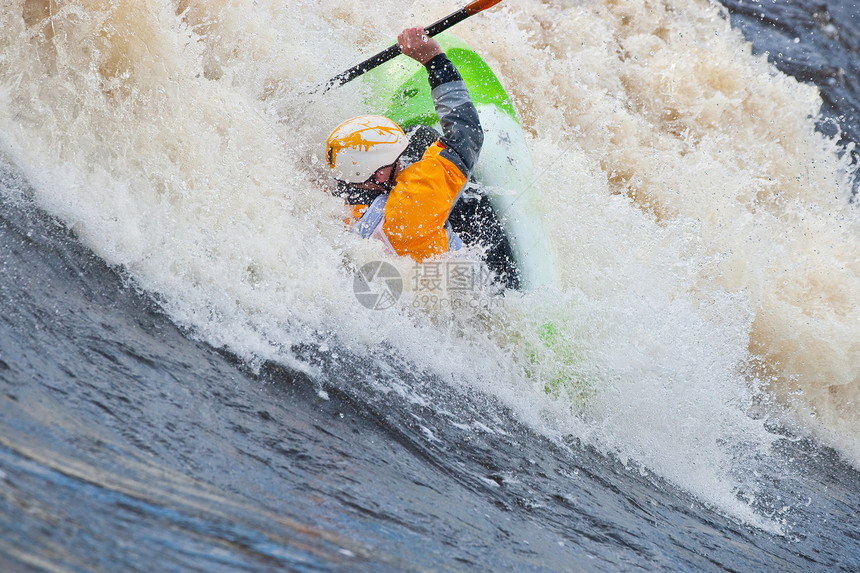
[{"xmin": 348, "ymin": 142, "xmax": 468, "ymax": 262}]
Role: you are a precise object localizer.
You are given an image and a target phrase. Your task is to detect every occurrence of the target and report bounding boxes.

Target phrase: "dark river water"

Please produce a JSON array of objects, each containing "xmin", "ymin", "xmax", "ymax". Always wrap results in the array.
[{"xmin": 1, "ymin": 0, "xmax": 859, "ymax": 571}]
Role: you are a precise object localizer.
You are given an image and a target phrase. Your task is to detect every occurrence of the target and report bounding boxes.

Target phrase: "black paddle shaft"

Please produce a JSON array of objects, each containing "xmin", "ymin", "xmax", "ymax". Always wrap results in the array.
[{"xmin": 322, "ymin": 8, "xmax": 472, "ymax": 93}]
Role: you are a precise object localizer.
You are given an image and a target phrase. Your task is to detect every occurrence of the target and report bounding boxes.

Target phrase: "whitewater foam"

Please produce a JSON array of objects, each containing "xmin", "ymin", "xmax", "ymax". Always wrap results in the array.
[{"xmin": 1, "ymin": 0, "xmax": 857, "ymax": 528}]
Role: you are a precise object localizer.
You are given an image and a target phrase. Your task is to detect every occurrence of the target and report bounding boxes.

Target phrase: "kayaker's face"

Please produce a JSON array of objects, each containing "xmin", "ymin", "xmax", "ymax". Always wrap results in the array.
[{"xmin": 354, "ymin": 159, "xmax": 402, "ymax": 192}]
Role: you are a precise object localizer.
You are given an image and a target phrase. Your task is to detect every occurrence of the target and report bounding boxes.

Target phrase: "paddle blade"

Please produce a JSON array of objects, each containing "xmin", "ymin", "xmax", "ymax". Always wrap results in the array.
[{"xmin": 464, "ymin": 0, "xmax": 504, "ymax": 15}]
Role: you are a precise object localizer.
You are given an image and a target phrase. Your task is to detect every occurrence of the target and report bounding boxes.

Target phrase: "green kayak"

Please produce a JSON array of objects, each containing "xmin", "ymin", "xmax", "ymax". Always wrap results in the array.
[{"xmin": 362, "ymin": 35, "xmax": 590, "ymax": 404}]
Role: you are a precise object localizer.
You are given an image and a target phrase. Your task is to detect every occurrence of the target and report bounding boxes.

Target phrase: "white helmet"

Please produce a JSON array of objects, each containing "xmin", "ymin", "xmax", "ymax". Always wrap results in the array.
[{"xmin": 326, "ymin": 115, "xmax": 409, "ymax": 183}]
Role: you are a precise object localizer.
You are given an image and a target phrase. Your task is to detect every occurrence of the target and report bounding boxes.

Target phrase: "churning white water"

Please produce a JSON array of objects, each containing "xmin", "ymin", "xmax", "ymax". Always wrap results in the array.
[{"xmin": 1, "ymin": 0, "xmax": 857, "ymax": 528}]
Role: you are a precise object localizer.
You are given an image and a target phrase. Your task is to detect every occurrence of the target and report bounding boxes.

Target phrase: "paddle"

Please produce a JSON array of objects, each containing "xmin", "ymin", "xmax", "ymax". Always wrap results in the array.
[{"xmin": 321, "ymin": 0, "xmax": 504, "ymax": 93}]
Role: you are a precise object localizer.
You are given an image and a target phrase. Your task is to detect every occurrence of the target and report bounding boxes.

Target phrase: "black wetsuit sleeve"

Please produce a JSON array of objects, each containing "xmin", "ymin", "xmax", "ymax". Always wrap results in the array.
[
  {"xmin": 424, "ymin": 53, "xmax": 483, "ymax": 177},
  {"xmin": 425, "ymin": 53, "xmax": 463, "ymax": 88}
]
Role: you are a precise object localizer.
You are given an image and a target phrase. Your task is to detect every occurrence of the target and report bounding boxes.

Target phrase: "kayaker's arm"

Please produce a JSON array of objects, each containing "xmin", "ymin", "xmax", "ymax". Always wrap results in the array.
[
  {"xmin": 398, "ymin": 28, "xmax": 483, "ymax": 177},
  {"xmin": 425, "ymin": 54, "xmax": 483, "ymax": 177}
]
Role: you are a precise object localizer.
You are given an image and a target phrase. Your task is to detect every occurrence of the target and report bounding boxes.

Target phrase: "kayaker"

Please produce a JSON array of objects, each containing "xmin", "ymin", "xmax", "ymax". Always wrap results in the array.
[{"xmin": 325, "ymin": 26, "xmax": 484, "ymax": 263}]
